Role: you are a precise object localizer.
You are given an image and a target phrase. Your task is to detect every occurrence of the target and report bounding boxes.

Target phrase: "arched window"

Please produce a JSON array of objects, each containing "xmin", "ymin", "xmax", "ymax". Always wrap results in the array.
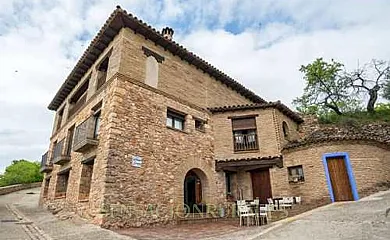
[
  {"xmin": 145, "ymin": 56, "xmax": 159, "ymax": 88},
  {"xmin": 282, "ymin": 121, "xmax": 289, "ymax": 139}
]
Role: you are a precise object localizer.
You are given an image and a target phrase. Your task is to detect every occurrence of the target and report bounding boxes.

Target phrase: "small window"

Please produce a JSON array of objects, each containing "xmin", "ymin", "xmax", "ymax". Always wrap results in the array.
[
  {"xmin": 66, "ymin": 125, "xmax": 75, "ymax": 156},
  {"xmin": 225, "ymin": 172, "xmax": 233, "ymax": 195},
  {"xmin": 288, "ymin": 165, "xmax": 305, "ymax": 183},
  {"xmin": 55, "ymin": 170, "xmax": 70, "ymax": 198},
  {"xmin": 166, "ymin": 110, "xmax": 185, "ymax": 131},
  {"xmin": 282, "ymin": 121, "xmax": 289, "ymax": 139},
  {"xmin": 79, "ymin": 159, "xmax": 94, "ymax": 201},
  {"xmin": 94, "ymin": 111, "xmax": 101, "ymax": 138},
  {"xmin": 96, "ymin": 50, "xmax": 111, "ymax": 90},
  {"xmin": 43, "ymin": 177, "xmax": 50, "ymax": 198},
  {"xmin": 195, "ymin": 119, "xmax": 206, "ymax": 132},
  {"xmin": 56, "ymin": 108, "xmax": 64, "ymax": 131}
]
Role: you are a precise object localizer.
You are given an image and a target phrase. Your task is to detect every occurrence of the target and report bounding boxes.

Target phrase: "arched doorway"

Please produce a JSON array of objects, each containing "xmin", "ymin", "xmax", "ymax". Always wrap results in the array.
[{"xmin": 184, "ymin": 169, "xmax": 206, "ymax": 213}]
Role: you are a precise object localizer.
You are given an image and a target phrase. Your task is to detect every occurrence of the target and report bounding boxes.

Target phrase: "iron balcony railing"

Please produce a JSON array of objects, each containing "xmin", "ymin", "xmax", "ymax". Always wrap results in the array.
[
  {"xmin": 52, "ymin": 139, "xmax": 70, "ymax": 165},
  {"xmin": 40, "ymin": 151, "xmax": 52, "ymax": 173},
  {"xmin": 233, "ymin": 132, "xmax": 259, "ymax": 152},
  {"xmin": 53, "ymin": 139, "xmax": 65, "ymax": 160},
  {"xmin": 73, "ymin": 116, "xmax": 98, "ymax": 152}
]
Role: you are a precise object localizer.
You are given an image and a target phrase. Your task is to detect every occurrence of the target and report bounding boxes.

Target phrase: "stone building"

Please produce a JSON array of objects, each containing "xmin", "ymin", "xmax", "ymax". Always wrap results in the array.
[{"xmin": 39, "ymin": 6, "xmax": 390, "ymax": 228}]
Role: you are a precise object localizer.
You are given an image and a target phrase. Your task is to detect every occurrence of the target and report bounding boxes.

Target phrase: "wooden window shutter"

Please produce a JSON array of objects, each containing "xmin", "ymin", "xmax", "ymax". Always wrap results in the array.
[{"xmin": 232, "ymin": 117, "xmax": 256, "ymax": 130}]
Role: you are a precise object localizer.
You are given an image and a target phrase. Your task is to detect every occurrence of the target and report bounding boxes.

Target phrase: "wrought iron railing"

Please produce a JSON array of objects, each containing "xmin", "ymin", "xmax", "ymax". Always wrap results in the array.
[
  {"xmin": 41, "ymin": 151, "xmax": 49, "ymax": 168},
  {"xmin": 73, "ymin": 116, "xmax": 98, "ymax": 152},
  {"xmin": 233, "ymin": 132, "xmax": 259, "ymax": 151},
  {"xmin": 52, "ymin": 139, "xmax": 65, "ymax": 160}
]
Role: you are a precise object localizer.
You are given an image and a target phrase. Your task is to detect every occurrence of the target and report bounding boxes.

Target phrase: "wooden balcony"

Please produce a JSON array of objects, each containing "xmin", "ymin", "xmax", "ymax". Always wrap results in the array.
[
  {"xmin": 40, "ymin": 151, "xmax": 53, "ymax": 173},
  {"xmin": 73, "ymin": 116, "xmax": 99, "ymax": 153},
  {"xmin": 233, "ymin": 132, "xmax": 259, "ymax": 152},
  {"xmin": 52, "ymin": 139, "xmax": 71, "ymax": 165}
]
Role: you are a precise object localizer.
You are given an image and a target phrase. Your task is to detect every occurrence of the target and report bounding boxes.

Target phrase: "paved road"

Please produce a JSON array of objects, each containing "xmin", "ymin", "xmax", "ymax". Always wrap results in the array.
[
  {"xmin": 256, "ymin": 191, "xmax": 390, "ymax": 240},
  {"xmin": 0, "ymin": 187, "xmax": 389, "ymax": 239},
  {"xmin": 0, "ymin": 187, "xmax": 134, "ymax": 240}
]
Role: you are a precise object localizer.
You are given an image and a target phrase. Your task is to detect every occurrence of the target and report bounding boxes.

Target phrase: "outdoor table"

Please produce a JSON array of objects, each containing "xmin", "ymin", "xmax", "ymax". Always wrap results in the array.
[{"xmin": 272, "ymin": 197, "xmax": 283, "ymax": 210}]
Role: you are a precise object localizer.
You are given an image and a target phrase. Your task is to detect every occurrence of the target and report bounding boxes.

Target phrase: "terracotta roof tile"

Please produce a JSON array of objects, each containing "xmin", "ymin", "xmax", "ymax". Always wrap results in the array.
[{"xmin": 208, "ymin": 101, "xmax": 304, "ymax": 123}]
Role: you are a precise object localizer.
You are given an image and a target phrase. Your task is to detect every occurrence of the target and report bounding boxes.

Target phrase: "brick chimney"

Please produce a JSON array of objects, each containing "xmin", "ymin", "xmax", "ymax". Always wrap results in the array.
[{"xmin": 162, "ymin": 27, "xmax": 174, "ymax": 41}]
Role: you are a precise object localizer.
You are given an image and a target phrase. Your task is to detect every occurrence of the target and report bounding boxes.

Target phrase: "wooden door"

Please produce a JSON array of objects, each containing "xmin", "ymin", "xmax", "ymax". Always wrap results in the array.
[
  {"xmin": 327, "ymin": 157, "xmax": 353, "ymax": 201},
  {"xmin": 251, "ymin": 168, "xmax": 272, "ymax": 203}
]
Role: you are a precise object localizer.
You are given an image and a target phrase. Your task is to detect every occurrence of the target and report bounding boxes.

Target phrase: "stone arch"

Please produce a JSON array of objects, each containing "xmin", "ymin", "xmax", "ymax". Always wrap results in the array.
[
  {"xmin": 183, "ymin": 168, "xmax": 209, "ymax": 212},
  {"xmin": 282, "ymin": 121, "xmax": 289, "ymax": 139},
  {"xmin": 145, "ymin": 56, "xmax": 159, "ymax": 88}
]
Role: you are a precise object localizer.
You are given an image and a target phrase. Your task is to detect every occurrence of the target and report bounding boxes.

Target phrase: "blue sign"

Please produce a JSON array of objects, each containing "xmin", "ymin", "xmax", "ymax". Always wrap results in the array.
[{"xmin": 132, "ymin": 156, "xmax": 143, "ymax": 168}]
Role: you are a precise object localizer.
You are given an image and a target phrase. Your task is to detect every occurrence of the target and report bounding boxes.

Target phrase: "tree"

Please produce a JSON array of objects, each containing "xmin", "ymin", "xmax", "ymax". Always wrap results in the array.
[
  {"xmin": 293, "ymin": 58, "xmax": 356, "ymax": 115},
  {"xmin": 345, "ymin": 59, "xmax": 390, "ymax": 113},
  {"xmin": 383, "ymin": 77, "xmax": 390, "ymax": 101},
  {"xmin": 0, "ymin": 160, "xmax": 43, "ymax": 187}
]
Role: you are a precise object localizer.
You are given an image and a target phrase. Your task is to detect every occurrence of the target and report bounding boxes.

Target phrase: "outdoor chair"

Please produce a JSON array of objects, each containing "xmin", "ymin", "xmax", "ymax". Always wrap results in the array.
[
  {"xmin": 280, "ymin": 197, "xmax": 293, "ymax": 209},
  {"xmin": 259, "ymin": 205, "xmax": 269, "ymax": 225},
  {"xmin": 295, "ymin": 196, "xmax": 302, "ymax": 204},
  {"xmin": 267, "ymin": 198, "xmax": 276, "ymax": 210},
  {"xmin": 238, "ymin": 205, "xmax": 257, "ymax": 227}
]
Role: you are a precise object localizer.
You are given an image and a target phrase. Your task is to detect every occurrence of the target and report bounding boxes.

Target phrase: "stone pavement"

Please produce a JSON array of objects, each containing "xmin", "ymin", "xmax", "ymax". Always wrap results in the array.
[{"xmin": 1, "ymin": 187, "xmax": 390, "ymax": 240}]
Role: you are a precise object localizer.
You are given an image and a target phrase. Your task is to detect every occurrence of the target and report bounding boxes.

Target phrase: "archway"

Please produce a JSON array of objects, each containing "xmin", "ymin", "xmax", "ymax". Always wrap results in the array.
[{"xmin": 184, "ymin": 169, "xmax": 207, "ymax": 213}]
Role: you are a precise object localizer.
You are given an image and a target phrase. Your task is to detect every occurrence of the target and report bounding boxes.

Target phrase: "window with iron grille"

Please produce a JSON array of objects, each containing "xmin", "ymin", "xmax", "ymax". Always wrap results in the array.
[
  {"xmin": 231, "ymin": 117, "xmax": 258, "ymax": 152},
  {"xmin": 288, "ymin": 165, "xmax": 305, "ymax": 183}
]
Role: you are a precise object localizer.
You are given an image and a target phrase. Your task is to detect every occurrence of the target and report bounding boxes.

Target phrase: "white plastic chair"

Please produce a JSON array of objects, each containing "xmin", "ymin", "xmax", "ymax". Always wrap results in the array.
[
  {"xmin": 295, "ymin": 196, "xmax": 302, "ymax": 204},
  {"xmin": 238, "ymin": 205, "xmax": 257, "ymax": 227},
  {"xmin": 267, "ymin": 198, "xmax": 276, "ymax": 210},
  {"xmin": 259, "ymin": 205, "xmax": 268, "ymax": 225},
  {"xmin": 280, "ymin": 197, "xmax": 293, "ymax": 209}
]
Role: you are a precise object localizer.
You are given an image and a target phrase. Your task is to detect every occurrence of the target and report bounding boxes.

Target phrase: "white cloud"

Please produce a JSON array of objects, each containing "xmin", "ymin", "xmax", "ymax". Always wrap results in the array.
[{"xmin": 0, "ymin": 0, "xmax": 390, "ymax": 172}]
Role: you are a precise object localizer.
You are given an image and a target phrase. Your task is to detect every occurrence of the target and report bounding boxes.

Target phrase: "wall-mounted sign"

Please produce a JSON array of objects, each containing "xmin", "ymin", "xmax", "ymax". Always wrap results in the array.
[{"xmin": 132, "ymin": 156, "xmax": 143, "ymax": 168}]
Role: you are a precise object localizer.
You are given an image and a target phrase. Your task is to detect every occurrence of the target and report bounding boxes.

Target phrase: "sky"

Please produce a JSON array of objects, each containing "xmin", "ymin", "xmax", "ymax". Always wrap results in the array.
[{"xmin": 0, "ymin": 0, "xmax": 390, "ymax": 172}]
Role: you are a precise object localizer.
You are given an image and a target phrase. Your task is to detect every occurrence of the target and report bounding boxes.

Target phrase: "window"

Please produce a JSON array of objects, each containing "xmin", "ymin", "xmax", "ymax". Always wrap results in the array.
[
  {"xmin": 231, "ymin": 117, "xmax": 258, "ymax": 151},
  {"xmin": 282, "ymin": 121, "xmax": 289, "ymax": 139},
  {"xmin": 55, "ymin": 170, "xmax": 70, "ymax": 198},
  {"xmin": 288, "ymin": 165, "xmax": 305, "ymax": 183},
  {"xmin": 145, "ymin": 56, "xmax": 159, "ymax": 88},
  {"xmin": 195, "ymin": 119, "xmax": 206, "ymax": 132},
  {"xmin": 92, "ymin": 101, "xmax": 102, "ymax": 139},
  {"xmin": 56, "ymin": 108, "xmax": 64, "ymax": 131},
  {"xmin": 96, "ymin": 52, "xmax": 111, "ymax": 90},
  {"xmin": 66, "ymin": 125, "xmax": 75, "ymax": 156},
  {"xmin": 225, "ymin": 172, "xmax": 233, "ymax": 195},
  {"xmin": 43, "ymin": 177, "xmax": 50, "ymax": 198},
  {"xmin": 93, "ymin": 111, "xmax": 101, "ymax": 138},
  {"xmin": 79, "ymin": 159, "xmax": 94, "ymax": 201},
  {"xmin": 166, "ymin": 110, "xmax": 185, "ymax": 131},
  {"xmin": 68, "ymin": 78, "xmax": 89, "ymax": 118}
]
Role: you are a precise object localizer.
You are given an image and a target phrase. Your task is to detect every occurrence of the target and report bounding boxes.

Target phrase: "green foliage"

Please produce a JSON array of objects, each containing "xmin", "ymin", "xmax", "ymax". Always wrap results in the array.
[
  {"xmin": 0, "ymin": 160, "xmax": 43, "ymax": 187},
  {"xmin": 293, "ymin": 58, "xmax": 357, "ymax": 115},
  {"xmin": 318, "ymin": 104, "xmax": 390, "ymax": 125}
]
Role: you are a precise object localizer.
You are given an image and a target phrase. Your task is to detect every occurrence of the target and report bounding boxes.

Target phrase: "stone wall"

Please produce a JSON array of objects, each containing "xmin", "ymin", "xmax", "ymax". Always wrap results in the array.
[
  {"xmin": 117, "ymin": 28, "xmax": 253, "ymax": 109},
  {"xmin": 274, "ymin": 142, "xmax": 390, "ymax": 204},
  {"xmin": 0, "ymin": 182, "xmax": 42, "ymax": 196},
  {"xmin": 212, "ymin": 108, "xmax": 300, "ymax": 160},
  {"xmin": 100, "ymin": 74, "xmax": 226, "ymax": 228},
  {"xmin": 39, "ymin": 75, "xmax": 120, "ymax": 225}
]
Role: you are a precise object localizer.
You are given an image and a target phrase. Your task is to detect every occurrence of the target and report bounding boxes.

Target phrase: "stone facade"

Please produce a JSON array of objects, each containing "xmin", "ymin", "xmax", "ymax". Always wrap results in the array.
[
  {"xmin": 39, "ymin": 7, "xmax": 390, "ymax": 229},
  {"xmin": 277, "ymin": 142, "xmax": 390, "ymax": 204}
]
